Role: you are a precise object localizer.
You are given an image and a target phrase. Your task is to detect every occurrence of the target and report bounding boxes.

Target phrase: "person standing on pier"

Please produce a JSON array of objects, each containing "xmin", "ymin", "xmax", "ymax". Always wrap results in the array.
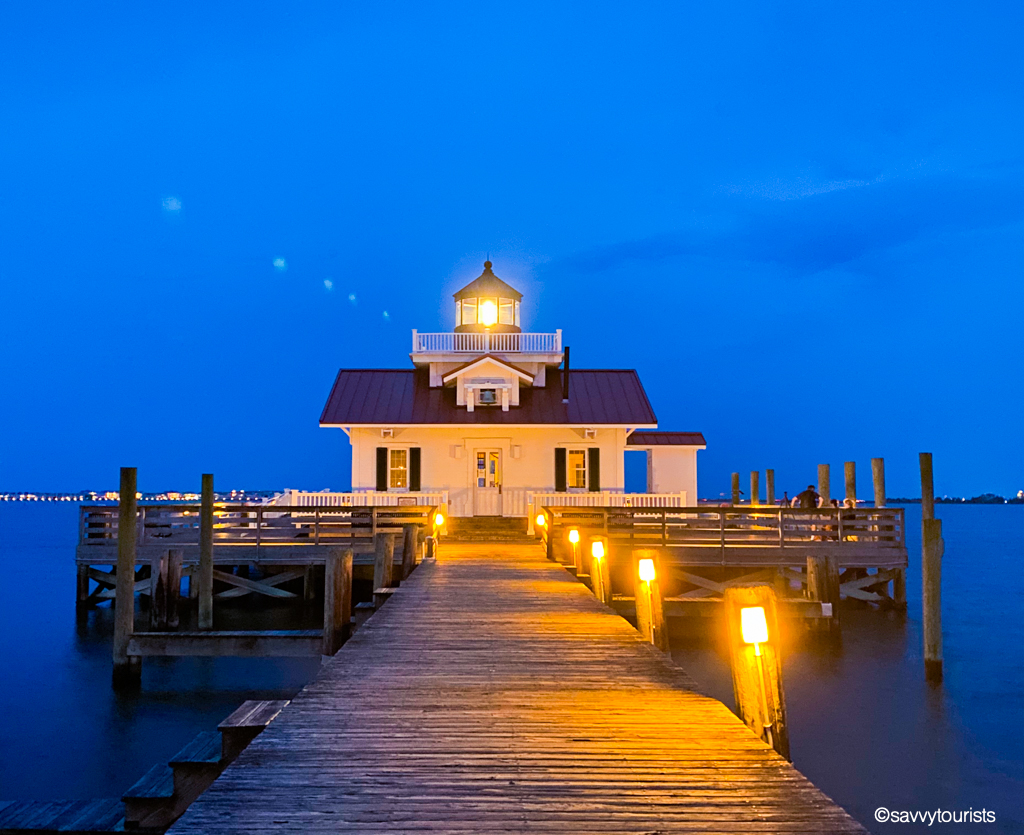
[{"xmin": 794, "ymin": 485, "xmax": 820, "ymax": 508}]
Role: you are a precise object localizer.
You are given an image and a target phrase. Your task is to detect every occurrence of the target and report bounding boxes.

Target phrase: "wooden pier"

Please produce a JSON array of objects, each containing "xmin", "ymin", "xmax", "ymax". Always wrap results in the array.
[
  {"xmin": 168, "ymin": 542, "xmax": 866, "ymax": 834},
  {"xmin": 540, "ymin": 506, "xmax": 908, "ymax": 620}
]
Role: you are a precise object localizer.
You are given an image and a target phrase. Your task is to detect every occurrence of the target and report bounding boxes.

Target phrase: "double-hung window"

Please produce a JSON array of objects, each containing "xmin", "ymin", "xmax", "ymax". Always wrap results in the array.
[
  {"xmin": 567, "ymin": 449, "xmax": 587, "ymax": 490},
  {"xmin": 389, "ymin": 449, "xmax": 408, "ymax": 490}
]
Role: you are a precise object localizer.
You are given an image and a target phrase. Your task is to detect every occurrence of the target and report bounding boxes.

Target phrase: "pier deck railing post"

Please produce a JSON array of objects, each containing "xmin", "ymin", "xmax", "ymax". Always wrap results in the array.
[
  {"xmin": 113, "ymin": 466, "xmax": 141, "ymax": 689},
  {"xmin": 920, "ymin": 453, "xmax": 943, "ymax": 682},
  {"xmin": 724, "ymin": 583, "xmax": 790, "ymax": 760},
  {"xmin": 731, "ymin": 473, "xmax": 740, "ymax": 505},
  {"xmin": 750, "ymin": 471, "xmax": 759, "ymax": 506},
  {"xmin": 198, "ymin": 474, "xmax": 214, "ymax": 630},
  {"xmin": 323, "ymin": 547, "xmax": 353, "ymax": 656},
  {"xmin": 844, "ymin": 461, "xmax": 856, "ymax": 505},
  {"xmin": 765, "ymin": 469, "xmax": 775, "ymax": 506}
]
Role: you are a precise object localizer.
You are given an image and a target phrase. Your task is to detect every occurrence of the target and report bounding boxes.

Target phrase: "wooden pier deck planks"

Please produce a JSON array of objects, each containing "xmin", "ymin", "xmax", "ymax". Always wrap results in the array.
[{"xmin": 170, "ymin": 543, "xmax": 867, "ymax": 834}]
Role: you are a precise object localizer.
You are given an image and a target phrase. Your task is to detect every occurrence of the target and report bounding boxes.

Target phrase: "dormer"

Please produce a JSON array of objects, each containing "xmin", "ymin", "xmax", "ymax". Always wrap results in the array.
[
  {"xmin": 442, "ymin": 356, "xmax": 535, "ymax": 412},
  {"xmin": 453, "ymin": 261, "xmax": 522, "ymax": 333}
]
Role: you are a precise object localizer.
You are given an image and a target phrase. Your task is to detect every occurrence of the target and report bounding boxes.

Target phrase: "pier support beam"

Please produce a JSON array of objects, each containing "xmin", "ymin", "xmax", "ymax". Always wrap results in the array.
[
  {"xmin": 198, "ymin": 474, "xmax": 214, "ymax": 630},
  {"xmin": 323, "ymin": 547, "xmax": 353, "ymax": 656},
  {"xmin": 766, "ymin": 469, "xmax": 775, "ymax": 506},
  {"xmin": 113, "ymin": 466, "xmax": 141, "ymax": 689},
  {"xmin": 76, "ymin": 565, "xmax": 90, "ymax": 608},
  {"xmin": 731, "ymin": 472, "xmax": 740, "ymax": 505},
  {"xmin": 805, "ymin": 555, "xmax": 840, "ymax": 634},
  {"xmin": 817, "ymin": 464, "xmax": 830, "ymax": 506},
  {"xmin": 373, "ymin": 532, "xmax": 396, "ymax": 607},
  {"xmin": 750, "ymin": 471, "xmax": 759, "ymax": 506},
  {"xmin": 724, "ymin": 584, "xmax": 790, "ymax": 760},
  {"xmin": 401, "ymin": 525, "xmax": 418, "ymax": 581},
  {"xmin": 844, "ymin": 462, "xmax": 856, "ymax": 504},
  {"xmin": 921, "ymin": 453, "xmax": 944, "ymax": 682},
  {"xmin": 632, "ymin": 550, "xmax": 668, "ymax": 651}
]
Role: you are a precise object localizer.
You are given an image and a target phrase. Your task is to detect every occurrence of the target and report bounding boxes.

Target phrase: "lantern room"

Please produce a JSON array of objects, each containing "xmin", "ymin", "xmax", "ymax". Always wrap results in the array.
[{"xmin": 453, "ymin": 261, "xmax": 523, "ymax": 333}]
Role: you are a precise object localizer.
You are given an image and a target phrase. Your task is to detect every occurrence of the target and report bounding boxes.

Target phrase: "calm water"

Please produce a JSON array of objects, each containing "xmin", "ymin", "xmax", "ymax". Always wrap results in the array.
[{"xmin": 0, "ymin": 503, "xmax": 1021, "ymax": 833}]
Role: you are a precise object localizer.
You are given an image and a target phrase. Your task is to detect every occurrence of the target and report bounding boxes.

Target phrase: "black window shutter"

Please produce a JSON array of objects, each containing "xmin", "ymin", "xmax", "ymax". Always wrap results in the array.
[
  {"xmin": 409, "ymin": 448, "xmax": 421, "ymax": 492},
  {"xmin": 588, "ymin": 448, "xmax": 601, "ymax": 492},
  {"xmin": 376, "ymin": 447, "xmax": 388, "ymax": 491},
  {"xmin": 554, "ymin": 448, "xmax": 567, "ymax": 492}
]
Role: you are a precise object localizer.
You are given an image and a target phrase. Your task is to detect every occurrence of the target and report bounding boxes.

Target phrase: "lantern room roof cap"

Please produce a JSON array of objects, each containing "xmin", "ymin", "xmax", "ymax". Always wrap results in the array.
[{"xmin": 453, "ymin": 261, "xmax": 523, "ymax": 301}]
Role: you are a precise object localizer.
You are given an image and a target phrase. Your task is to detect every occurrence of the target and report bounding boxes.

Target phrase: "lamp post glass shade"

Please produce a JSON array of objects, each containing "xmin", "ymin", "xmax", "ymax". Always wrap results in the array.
[
  {"xmin": 740, "ymin": 606, "xmax": 769, "ymax": 645},
  {"xmin": 434, "ymin": 513, "xmax": 445, "ymax": 526},
  {"xmin": 568, "ymin": 529, "xmax": 580, "ymax": 544},
  {"xmin": 638, "ymin": 558, "xmax": 655, "ymax": 582},
  {"xmin": 535, "ymin": 514, "xmax": 546, "ymax": 527},
  {"xmin": 591, "ymin": 539, "xmax": 605, "ymax": 559}
]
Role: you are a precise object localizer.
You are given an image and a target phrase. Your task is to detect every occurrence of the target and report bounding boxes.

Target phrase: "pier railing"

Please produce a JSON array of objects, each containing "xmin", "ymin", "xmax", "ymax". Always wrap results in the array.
[
  {"xmin": 411, "ymin": 330, "xmax": 562, "ymax": 354},
  {"xmin": 78, "ymin": 504, "xmax": 437, "ymax": 559},
  {"xmin": 265, "ymin": 490, "xmax": 448, "ymax": 509},
  {"xmin": 539, "ymin": 505, "xmax": 907, "ymax": 567}
]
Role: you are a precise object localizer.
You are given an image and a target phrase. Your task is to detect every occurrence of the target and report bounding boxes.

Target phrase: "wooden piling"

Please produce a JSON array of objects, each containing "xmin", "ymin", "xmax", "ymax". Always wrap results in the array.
[
  {"xmin": 871, "ymin": 458, "xmax": 886, "ymax": 508},
  {"xmin": 920, "ymin": 453, "xmax": 943, "ymax": 682},
  {"xmin": 198, "ymin": 474, "xmax": 214, "ymax": 631},
  {"xmin": 731, "ymin": 472, "xmax": 740, "ymax": 505},
  {"xmin": 112, "ymin": 466, "xmax": 141, "ymax": 688},
  {"xmin": 817, "ymin": 464, "xmax": 830, "ymax": 506},
  {"xmin": 150, "ymin": 550, "xmax": 169, "ymax": 630},
  {"xmin": 632, "ymin": 550, "xmax": 668, "ymax": 651},
  {"xmin": 805, "ymin": 555, "xmax": 841, "ymax": 633},
  {"xmin": 166, "ymin": 549, "xmax": 182, "ymax": 629},
  {"xmin": 76, "ymin": 565, "xmax": 90, "ymax": 608},
  {"xmin": 723, "ymin": 584, "xmax": 790, "ymax": 760},
  {"xmin": 750, "ymin": 471, "xmax": 759, "ymax": 506},
  {"xmin": 766, "ymin": 469, "xmax": 775, "ymax": 506},
  {"xmin": 402, "ymin": 525, "xmax": 418, "ymax": 581},
  {"xmin": 844, "ymin": 462, "xmax": 856, "ymax": 504},
  {"xmin": 322, "ymin": 547, "xmax": 353, "ymax": 656},
  {"xmin": 373, "ymin": 532, "xmax": 396, "ymax": 593},
  {"xmin": 303, "ymin": 565, "xmax": 316, "ymax": 603}
]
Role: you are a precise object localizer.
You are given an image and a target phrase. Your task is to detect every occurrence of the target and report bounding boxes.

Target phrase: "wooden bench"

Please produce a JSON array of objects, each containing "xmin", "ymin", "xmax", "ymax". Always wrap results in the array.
[{"xmin": 218, "ymin": 700, "xmax": 289, "ymax": 761}]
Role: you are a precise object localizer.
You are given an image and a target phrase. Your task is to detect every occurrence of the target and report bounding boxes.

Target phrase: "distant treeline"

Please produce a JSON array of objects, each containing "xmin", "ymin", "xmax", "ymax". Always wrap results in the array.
[{"xmin": 891, "ymin": 493, "xmax": 1023, "ymax": 505}]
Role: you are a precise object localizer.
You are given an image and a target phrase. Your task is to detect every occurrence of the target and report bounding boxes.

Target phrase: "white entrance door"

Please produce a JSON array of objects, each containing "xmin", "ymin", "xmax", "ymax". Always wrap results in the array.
[{"xmin": 473, "ymin": 449, "xmax": 502, "ymax": 516}]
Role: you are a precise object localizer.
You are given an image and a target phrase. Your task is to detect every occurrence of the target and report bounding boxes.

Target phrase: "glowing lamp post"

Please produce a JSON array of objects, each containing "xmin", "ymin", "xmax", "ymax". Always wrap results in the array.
[
  {"xmin": 589, "ymin": 537, "xmax": 611, "ymax": 606},
  {"xmin": 434, "ymin": 512, "xmax": 445, "ymax": 528},
  {"xmin": 632, "ymin": 552, "xmax": 668, "ymax": 651},
  {"xmin": 740, "ymin": 606, "xmax": 769, "ymax": 654},
  {"xmin": 638, "ymin": 558, "xmax": 656, "ymax": 583},
  {"xmin": 568, "ymin": 528, "xmax": 582, "ymax": 573},
  {"xmin": 724, "ymin": 587, "xmax": 790, "ymax": 760}
]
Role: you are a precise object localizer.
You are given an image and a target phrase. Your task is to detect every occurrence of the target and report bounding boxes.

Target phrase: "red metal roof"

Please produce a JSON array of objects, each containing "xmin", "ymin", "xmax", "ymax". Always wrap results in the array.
[
  {"xmin": 319, "ymin": 368, "xmax": 657, "ymax": 426},
  {"xmin": 627, "ymin": 431, "xmax": 706, "ymax": 446}
]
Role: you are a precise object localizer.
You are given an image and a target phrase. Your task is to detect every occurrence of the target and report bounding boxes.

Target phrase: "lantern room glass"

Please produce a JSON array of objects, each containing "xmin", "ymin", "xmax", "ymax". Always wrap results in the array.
[{"xmin": 461, "ymin": 298, "xmax": 477, "ymax": 325}]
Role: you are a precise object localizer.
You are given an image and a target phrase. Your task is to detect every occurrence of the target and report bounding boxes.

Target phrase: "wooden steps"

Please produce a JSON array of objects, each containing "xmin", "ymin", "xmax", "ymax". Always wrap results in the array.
[
  {"xmin": 0, "ymin": 700, "xmax": 289, "ymax": 834},
  {"xmin": 218, "ymin": 700, "xmax": 289, "ymax": 762}
]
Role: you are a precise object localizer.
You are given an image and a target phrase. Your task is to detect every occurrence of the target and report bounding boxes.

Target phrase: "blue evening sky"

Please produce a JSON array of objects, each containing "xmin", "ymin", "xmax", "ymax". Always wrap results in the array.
[{"xmin": 1, "ymin": 2, "xmax": 1020, "ymax": 498}]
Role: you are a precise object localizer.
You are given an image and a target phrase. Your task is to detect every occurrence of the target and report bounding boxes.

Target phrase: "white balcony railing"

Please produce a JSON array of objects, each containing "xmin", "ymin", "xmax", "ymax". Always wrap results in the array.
[{"xmin": 412, "ymin": 330, "xmax": 562, "ymax": 354}]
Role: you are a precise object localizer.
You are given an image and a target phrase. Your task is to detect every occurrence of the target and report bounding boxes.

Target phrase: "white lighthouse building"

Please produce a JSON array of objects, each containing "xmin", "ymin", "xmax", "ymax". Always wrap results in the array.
[{"xmin": 319, "ymin": 261, "xmax": 705, "ymax": 519}]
